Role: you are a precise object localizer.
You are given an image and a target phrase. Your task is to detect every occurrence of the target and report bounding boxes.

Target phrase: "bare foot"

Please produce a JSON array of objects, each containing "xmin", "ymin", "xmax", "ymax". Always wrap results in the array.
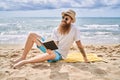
[
  {"xmin": 12, "ymin": 57, "xmax": 25, "ymax": 64},
  {"xmin": 13, "ymin": 60, "xmax": 27, "ymax": 69}
]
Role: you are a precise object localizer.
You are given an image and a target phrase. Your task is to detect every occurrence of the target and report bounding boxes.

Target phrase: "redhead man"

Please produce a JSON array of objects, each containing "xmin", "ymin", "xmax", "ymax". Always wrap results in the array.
[{"xmin": 13, "ymin": 9, "xmax": 88, "ymax": 68}]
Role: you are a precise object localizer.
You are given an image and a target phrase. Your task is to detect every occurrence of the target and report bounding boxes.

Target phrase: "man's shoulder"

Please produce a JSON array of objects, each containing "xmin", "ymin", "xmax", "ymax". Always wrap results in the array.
[
  {"xmin": 71, "ymin": 24, "xmax": 79, "ymax": 30},
  {"xmin": 53, "ymin": 27, "xmax": 58, "ymax": 33}
]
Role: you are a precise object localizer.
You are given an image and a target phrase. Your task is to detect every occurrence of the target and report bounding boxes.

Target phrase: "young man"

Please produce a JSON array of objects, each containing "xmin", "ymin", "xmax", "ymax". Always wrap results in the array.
[{"xmin": 13, "ymin": 9, "xmax": 88, "ymax": 68}]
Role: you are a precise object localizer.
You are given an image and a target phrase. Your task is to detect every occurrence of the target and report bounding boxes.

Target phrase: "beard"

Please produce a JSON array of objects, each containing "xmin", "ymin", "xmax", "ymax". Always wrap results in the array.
[{"xmin": 58, "ymin": 21, "xmax": 71, "ymax": 35}]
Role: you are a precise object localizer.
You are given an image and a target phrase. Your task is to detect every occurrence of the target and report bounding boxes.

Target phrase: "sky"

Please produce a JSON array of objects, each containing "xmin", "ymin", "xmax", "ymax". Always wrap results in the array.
[{"xmin": 0, "ymin": 0, "xmax": 120, "ymax": 17}]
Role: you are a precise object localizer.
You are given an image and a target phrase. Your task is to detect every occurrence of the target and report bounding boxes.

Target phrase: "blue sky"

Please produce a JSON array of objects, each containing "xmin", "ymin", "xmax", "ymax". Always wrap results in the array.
[{"xmin": 0, "ymin": 0, "xmax": 120, "ymax": 17}]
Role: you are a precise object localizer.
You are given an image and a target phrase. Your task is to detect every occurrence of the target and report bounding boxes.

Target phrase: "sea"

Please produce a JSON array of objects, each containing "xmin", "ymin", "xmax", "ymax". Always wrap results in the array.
[{"xmin": 0, "ymin": 17, "xmax": 120, "ymax": 44}]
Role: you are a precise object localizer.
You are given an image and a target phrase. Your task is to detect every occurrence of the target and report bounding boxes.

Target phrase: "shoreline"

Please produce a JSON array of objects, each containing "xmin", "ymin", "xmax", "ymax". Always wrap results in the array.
[{"xmin": 0, "ymin": 43, "xmax": 119, "ymax": 47}]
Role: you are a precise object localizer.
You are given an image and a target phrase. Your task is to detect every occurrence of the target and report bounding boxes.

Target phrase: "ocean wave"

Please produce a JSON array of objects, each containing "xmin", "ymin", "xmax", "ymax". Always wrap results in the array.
[
  {"xmin": 0, "ymin": 23, "xmax": 8, "ymax": 26},
  {"xmin": 0, "ymin": 35, "xmax": 27, "ymax": 44},
  {"xmin": 80, "ymin": 24, "xmax": 120, "ymax": 33},
  {"xmin": 83, "ymin": 24, "xmax": 119, "ymax": 27},
  {"xmin": 83, "ymin": 24, "xmax": 119, "ymax": 29},
  {"xmin": 0, "ymin": 17, "xmax": 120, "ymax": 44}
]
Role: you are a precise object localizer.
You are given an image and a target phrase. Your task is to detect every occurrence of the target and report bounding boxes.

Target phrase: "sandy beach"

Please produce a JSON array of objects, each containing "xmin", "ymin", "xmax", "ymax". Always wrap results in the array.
[{"xmin": 0, "ymin": 44, "xmax": 120, "ymax": 80}]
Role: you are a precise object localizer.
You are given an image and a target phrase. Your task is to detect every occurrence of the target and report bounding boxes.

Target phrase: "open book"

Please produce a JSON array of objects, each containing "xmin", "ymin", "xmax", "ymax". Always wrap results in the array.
[{"xmin": 42, "ymin": 40, "xmax": 58, "ymax": 50}]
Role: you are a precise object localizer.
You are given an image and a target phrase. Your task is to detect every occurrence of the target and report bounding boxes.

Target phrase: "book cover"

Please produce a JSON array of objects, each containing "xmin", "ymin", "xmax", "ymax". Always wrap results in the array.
[{"xmin": 43, "ymin": 40, "xmax": 58, "ymax": 50}]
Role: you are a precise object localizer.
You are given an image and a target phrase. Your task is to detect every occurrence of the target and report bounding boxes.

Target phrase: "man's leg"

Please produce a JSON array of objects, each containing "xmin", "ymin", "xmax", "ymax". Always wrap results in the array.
[
  {"xmin": 13, "ymin": 50, "xmax": 56, "ymax": 68},
  {"xmin": 14, "ymin": 33, "xmax": 42, "ymax": 63}
]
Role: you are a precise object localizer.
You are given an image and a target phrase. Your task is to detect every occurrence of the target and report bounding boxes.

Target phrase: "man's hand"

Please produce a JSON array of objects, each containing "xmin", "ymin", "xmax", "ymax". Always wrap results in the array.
[
  {"xmin": 84, "ymin": 57, "xmax": 89, "ymax": 63},
  {"xmin": 46, "ymin": 49, "xmax": 52, "ymax": 54}
]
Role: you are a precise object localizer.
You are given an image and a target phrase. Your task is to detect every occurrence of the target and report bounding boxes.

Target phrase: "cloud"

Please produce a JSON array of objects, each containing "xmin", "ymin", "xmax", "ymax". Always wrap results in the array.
[{"xmin": 0, "ymin": 0, "xmax": 120, "ymax": 11}]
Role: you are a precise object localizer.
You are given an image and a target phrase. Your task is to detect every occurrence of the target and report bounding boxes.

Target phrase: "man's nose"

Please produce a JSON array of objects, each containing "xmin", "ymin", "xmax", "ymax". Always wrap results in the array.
[
  {"xmin": 61, "ymin": 20, "xmax": 66, "ymax": 23},
  {"xmin": 62, "ymin": 19, "xmax": 66, "ymax": 22}
]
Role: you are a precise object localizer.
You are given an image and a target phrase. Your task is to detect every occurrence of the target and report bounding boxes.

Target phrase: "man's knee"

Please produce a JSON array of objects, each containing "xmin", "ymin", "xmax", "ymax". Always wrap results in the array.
[
  {"xmin": 29, "ymin": 33, "xmax": 41, "ymax": 38},
  {"xmin": 27, "ymin": 33, "xmax": 36, "ymax": 41},
  {"xmin": 28, "ymin": 33, "xmax": 38, "ymax": 39},
  {"xmin": 29, "ymin": 33, "xmax": 36, "ymax": 37},
  {"xmin": 28, "ymin": 33, "xmax": 42, "ymax": 43}
]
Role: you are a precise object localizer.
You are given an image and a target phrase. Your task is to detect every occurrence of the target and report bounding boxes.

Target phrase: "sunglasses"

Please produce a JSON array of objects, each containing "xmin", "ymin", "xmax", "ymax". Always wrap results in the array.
[{"xmin": 62, "ymin": 16, "xmax": 69, "ymax": 21}]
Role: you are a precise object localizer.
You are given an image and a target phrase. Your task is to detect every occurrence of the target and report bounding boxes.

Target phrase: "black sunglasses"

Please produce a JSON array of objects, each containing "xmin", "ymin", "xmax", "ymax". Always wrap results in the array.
[{"xmin": 62, "ymin": 16, "xmax": 69, "ymax": 21}]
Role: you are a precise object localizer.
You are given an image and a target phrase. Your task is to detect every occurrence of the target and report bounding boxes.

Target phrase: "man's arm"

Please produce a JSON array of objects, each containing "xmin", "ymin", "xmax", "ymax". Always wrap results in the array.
[{"xmin": 76, "ymin": 40, "xmax": 88, "ymax": 62}]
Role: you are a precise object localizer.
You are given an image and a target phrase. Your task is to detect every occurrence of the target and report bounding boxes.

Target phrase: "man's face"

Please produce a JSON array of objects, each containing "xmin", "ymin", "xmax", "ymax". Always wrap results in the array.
[
  {"xmin": 60, "ymin": 15, "xmax": 72, "ymax": 26},
  {"xmin": 58, "ymin": 15, "xmax": 73, "ymax": 34}
]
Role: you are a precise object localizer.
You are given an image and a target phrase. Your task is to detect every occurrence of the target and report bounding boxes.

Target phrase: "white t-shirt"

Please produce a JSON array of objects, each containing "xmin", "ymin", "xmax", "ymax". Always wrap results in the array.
[{"xmin": 52, "ymin": 24, "xmax": 81, "ymax": 58}]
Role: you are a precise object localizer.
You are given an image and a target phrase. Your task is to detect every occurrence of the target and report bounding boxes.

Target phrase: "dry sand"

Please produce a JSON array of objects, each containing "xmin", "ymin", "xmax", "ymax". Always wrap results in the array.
[{"xmin": 0, "ymin": 44, "xmax": 120, "ymax": 80}]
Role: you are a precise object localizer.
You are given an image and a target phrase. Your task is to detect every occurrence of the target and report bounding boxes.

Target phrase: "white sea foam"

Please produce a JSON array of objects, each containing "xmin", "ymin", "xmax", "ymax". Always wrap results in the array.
[
  {"xmin": 0, "ymin": 35, "xmax": 27, "ymax": 44},
  {"xmin": 83, "ymin": 24, "xmax": 119, "ymax": 27},
  {"xmin": 0, "ymin": 23, "xmax": 8, "ymax": 26},
  {"xmin": 0, "ymin": 17, "xmax": 120, "ymax": 44},
  {"xmin": 83, "ymin": 24, "xmax": 119, "ymax": 30}
]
